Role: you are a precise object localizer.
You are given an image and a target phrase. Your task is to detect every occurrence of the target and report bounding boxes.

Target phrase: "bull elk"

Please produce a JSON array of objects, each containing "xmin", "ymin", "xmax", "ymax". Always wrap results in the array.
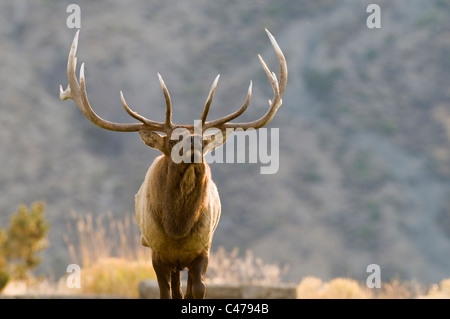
[{"xmin": 60, "ymin": 29, "xmax": 287, "ymax": 299}]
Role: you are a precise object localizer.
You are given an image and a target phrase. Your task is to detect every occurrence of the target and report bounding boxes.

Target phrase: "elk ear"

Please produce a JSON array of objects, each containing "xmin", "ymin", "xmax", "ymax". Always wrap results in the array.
[
  {"xmin": 139, "ymin": 130, "xmax": 166, "ymax": 153},
  {"xmin": 203, "ymin": 130, "xmax": 232, "ymax": 154}
]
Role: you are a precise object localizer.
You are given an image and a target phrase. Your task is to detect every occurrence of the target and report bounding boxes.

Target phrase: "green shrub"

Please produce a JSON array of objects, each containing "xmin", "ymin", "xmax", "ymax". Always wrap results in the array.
[
  {"xmin": 0, "ymin": 201, "xmax": 49, "ymax": 292},
  {"xmin": 0, "ymin": 229, "xmax": 9, "ymax": 291}
]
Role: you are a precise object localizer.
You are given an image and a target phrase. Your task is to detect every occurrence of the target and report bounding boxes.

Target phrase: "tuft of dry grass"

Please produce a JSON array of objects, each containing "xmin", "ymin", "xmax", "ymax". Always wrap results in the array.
[
  {"xmin": 63, "ymin": 211, "xmax": 155, "ymax": 298},
  {"xmin": 207, "ymin": 246, "xmax": 289, "ymax": 285},
  {"xmin": 79, "ymin": 257, "xmax": 155, "ymax": 298},
  {"xmin": 297, "ymin": 276, "xmax": 372, "ymax": 299},
  {"xmin": 296, "ymin": 276, "xmax": 442, "ymax": 299},
  {"xmin": 375, "ymin": 279, "xmax": 421, "ymax": 299},
  {"xmin": 64, "ymin": 211, "xmax": 149, "ymax": 267},
  {"xmin": 418, "ymin": 278, "xmax": 450, "ymax": 299},
  {"xmin": 325, "ymin": 278, "xmax": 373, "ymax": 299}
]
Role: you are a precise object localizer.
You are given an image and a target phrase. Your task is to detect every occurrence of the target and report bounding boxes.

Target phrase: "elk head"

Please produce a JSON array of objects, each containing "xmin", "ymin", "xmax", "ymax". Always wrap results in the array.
[{"xmin": 60, "ymin": 29, "xmax": 287, "ymax": 299}]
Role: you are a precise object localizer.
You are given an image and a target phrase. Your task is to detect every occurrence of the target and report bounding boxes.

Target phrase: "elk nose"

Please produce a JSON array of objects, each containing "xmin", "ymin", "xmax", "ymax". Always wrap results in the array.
[
  {"xmin": 188, "ymin": 135, "xmax": 203, "ymax": 163},
  {"xmin": 191, "ymin": 135, "xmax": 203, "ymax": 148}
]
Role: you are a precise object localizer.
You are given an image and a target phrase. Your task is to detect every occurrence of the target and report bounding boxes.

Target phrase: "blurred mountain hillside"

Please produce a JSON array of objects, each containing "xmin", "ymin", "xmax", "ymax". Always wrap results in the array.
[{"xmin": 1, "ymin": 0, "xmax": 450, "ymax": 283}]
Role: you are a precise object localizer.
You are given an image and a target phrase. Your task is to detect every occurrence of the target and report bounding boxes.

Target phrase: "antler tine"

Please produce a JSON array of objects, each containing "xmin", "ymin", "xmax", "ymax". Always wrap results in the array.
[
  {"xmin": 120, "ymin": 74, "xmax": 177, "ymax": 132},
  {"xmin": 60, "ymin": 31, "xmax": 169, "ymax": 133},
  {"xmin": 119, "ymin": 91, "xmax": 159, "ymax": 127},
  {"xmin": 203, "ymin": 80, "xmax": 252, "ymax": 131},
  {"xmin": 60, "ymin": 30, "xmax": 80, "ymax": 101},
  {"xmin": 202, "ymin": 28, "xmax": 287, "ymax": 132},
  {"xmin": 264, "ymin": 28, "xmax": 287, "ymax": 96},
  {"xmin": 157, "ymin": 73, "xmax": 173, "ymax": 129},
  {"xmin": 77, "ymin": 63, "xmax": 144, "ymax": 131},
  {"xmin": 201, "ymin": 74, "xmax": 220, "ymax": 126}
]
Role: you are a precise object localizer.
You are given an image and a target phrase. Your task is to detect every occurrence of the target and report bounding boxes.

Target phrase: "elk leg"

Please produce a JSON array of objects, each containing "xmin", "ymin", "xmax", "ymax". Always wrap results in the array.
[
  {"xmin": 152, "ymin": 253, "xmax": 171, "ymax": 299},
  {"xmin": 187, "ymin": 251, "xmax": 209, "ymax": 299},
  {"xmin": 171, "ymin": 269, "xmax": 183, "ymax": 299},
  {"xmin": 185, "ymin": 271, "xmax": 193, "ymax": 299}
]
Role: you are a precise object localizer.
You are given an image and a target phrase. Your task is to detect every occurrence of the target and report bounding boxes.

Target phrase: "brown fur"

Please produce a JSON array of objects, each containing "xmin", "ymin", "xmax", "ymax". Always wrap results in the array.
[
  {"xmin": 135, "ymin": 153, "xmax": 221, "ymax": 299},
  {"xmin": 153, "ymin": 157, "xmax": 210, "ymax": 239}
]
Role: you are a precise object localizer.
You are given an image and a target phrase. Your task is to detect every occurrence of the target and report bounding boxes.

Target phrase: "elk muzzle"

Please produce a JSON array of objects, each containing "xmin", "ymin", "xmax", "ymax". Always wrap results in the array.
[{"xmin": 185, "ymin": 135, "xmax": 203, "ymax": 164}]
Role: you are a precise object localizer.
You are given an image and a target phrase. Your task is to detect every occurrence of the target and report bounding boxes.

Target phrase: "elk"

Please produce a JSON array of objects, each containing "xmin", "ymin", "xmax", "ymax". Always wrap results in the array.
[{"xmin": 60, "ymin": 29, "xmax": 287, "ymax": 299}]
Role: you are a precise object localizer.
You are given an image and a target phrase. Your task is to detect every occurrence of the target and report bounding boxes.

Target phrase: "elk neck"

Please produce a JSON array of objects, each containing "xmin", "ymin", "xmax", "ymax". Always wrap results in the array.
[{"xmin": 155, "ymin": 155, "xmax": 211, "ymax": 239}]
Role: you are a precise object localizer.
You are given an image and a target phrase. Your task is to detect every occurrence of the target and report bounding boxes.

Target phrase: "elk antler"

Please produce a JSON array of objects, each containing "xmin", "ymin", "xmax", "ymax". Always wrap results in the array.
[
  {"xmin": 202, "ymin": 28, "xmax": 287, "ymax": 132},
  {"xmin": 60, "ymin": 30, "xmax": 173, "ymax": 133},
  {"xmin": 60, "ymin": 29, "xmax": 287, "ymax": 134}
]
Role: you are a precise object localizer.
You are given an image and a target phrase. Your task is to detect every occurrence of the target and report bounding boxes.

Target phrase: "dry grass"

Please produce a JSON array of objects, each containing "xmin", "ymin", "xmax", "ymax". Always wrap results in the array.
[
  {"xmin": 296, "ymin": 276, "xmax": 450, "ymax": 299},
  {"xmin": 64, "ymin": 211, "xmax": 149, "ymax": 266},
  {"xmin": 2, "ymin": 211, "xmax": 449, "ymax": 298},
  {"xmin": 418, "ymin": 278, "xmax": 450, "ymax": 299},
  {"xmin": 62, "ymin": 209, "xmax": 447, "ymax": 299},
  {"xmin": 79, "ymin": 257, "xmax": 155, "ymax": 298},
  {"xmin": 297, "ymin": 277, "xmax": 373, "ymax": 299},
  {"xmin": 4, "ymin": 274, "xmax": 449, "ymax": 298},
  {"xmin": 62, "ymin": 211, "xmax": 155, "ymax": 298},
  {"xmin": 62, "ymin": 212, "xmax": 290, "ymax": 297},
  {"xmin": 207, "ymin": 246, "xmax": 289, "ymax": 284}
]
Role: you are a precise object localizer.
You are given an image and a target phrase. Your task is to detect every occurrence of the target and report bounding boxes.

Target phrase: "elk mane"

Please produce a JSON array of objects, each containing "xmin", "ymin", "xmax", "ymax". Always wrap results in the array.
[{"xmin": 151, "ymin": 157, "xmax": 210, "ymax": 239}]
